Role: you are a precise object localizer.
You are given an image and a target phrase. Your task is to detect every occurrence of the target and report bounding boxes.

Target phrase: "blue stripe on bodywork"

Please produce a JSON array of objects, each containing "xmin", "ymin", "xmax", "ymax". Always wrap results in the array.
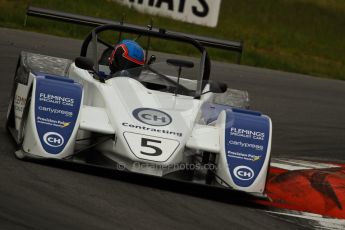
[
  {"xmin": 225, "ymin": 109, "xmax": 270, "ymax": 187},
  {"xmin": 35, "ymin": 75, "xmax": 82, "ymax": 154}
]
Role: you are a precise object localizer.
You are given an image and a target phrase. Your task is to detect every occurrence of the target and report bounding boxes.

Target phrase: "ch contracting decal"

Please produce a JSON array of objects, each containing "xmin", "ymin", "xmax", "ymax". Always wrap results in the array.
[
  {"xmin": 133, "ymin": 108, "xmax": 172, "ymax": 126},
  {"xmin": 234, "ymin": 166, "xmax": 255, "ymax": 181},
  {"xmin": 43, "ymin": 132, "xmax": 64, "ymax": 147}
]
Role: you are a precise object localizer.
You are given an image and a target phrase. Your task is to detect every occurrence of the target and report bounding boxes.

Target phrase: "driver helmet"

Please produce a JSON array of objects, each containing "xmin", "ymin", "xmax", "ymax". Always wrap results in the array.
[{"xmin": 108, "ymin": 40, "xmax": 145, "ymax": 74}]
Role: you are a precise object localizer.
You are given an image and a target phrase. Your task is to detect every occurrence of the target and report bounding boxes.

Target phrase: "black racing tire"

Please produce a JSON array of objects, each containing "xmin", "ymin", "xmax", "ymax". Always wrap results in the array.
[
  {"xmin": 202, "ymin": 152, "xmax": 216, "ymax": 185},
  {"xmin": 5, "ymin": 56, "xmax": 21, "ymax": 131}
]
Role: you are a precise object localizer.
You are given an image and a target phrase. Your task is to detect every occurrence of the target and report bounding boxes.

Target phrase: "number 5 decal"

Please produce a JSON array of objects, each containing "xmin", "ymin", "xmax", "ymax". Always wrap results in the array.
[
  {"xmin": 140, "ymin": 138, "xmax": 162, "ymax": 156},
  {"xmin": 123, "ymin": 132, "xmax": 179, "ymax": 162}
]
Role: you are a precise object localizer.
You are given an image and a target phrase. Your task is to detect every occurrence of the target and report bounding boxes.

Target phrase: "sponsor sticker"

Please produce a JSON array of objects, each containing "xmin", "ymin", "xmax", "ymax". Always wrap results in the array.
[
  {"xmin": 14, "ymin": 95, "xmax": 27, "ymax": 112},
  {"xmin": 229, "ymin": 140, "xmax": 264, "ymax": 151},
  {"xmin": 39, "ymin": 93, "xmax": 74, "ymax": 107},
  {"xmin": 38, "ymin": 106, "xmax": 73, "ymax": 117},
  {"xmin": 35, "ymin": 76, "xmax": 82, "ymax": 154},
  {"xmin": 133, "ymin": 108, "xmax": 172, "ymax": 126},
  {"xmin": 14, "ymin": 95, "xmax": 26, "ymax": 106},
  {"xmin": 233, "ymin": 166, "xmax": 255, "ymax": 181},
  {"xmin": 36, "ymin": 116, "xmax": 70, "ymax": 128},
  {"xmin": 227, "ymin": 151, "xmax": 261, "ymax": 162},
  {"xmin": 224, "ymin": 110, "xmax": 270, "ymax": 187},
  {"xmin": 122, "ymin": 122, "xmax": 182, "ymax": 137},
  {"xmin": 230, "ymin": 127, "xmax": 265, "ymax": 140},
  {"xmin": 43, "ymin": 132, "xmax": 64, "ymax": 147}
]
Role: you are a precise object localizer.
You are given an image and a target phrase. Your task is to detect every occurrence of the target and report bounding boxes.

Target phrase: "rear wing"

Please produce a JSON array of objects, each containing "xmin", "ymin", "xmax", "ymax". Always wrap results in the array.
[{"xmin": 26, "ymin": 6, "xmax": 243, "ymax": 63}]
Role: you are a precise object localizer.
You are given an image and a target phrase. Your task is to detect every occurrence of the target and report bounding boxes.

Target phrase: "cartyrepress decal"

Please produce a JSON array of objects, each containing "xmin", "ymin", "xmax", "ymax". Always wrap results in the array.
[
  {"xmin": 35, "ymin": 75, "xmax": 82, "ymax": 154},
  {"xmin": 225, "ymin": 109, "xmax": 270, "ymax": 187}
]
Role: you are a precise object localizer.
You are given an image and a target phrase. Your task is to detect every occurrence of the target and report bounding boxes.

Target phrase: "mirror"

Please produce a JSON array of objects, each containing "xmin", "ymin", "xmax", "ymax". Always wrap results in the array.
[
  {"xmin": 147, "ymin": 55, "xmax": 156, "ymax": 65},
  {"xmin": 209, "ymin": 81, "xmax": 227, "ymax": 93},
  {"xmin": 204, "ymin": 81, "xmax": 227, "ymax": 94},
  {"xmin": 75, "ymin": 57, "xmax": 94, "ymax": 71}
]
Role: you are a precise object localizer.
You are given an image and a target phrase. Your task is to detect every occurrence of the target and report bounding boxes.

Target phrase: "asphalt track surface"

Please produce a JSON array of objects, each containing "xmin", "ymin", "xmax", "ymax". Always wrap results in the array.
[{"xmin": 1, "ymin": 27, "xmax": 344, "ymax": 230}]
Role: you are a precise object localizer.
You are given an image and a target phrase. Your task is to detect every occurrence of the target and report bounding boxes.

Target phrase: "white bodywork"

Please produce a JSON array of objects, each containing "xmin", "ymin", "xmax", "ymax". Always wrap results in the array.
[
  {"xmin": 69, "ymin": 64, "xmax": 206, "ymax": 175},
  {"xmin": 8, "ymin": 52, "xmax": 271, "ymax": 195}
]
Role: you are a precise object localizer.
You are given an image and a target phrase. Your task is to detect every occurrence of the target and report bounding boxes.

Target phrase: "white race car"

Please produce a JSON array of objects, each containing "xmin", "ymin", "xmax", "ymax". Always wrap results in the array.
[{"xmin": 6, "ymin": 23, "xmax": 272, "ymax": 196}]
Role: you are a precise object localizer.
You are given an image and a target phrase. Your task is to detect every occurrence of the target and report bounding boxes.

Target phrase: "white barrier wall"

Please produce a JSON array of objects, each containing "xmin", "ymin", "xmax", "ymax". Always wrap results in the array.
[{"xmin": 114, "ymin": 0, "xmax": 221, "ymax": 27}]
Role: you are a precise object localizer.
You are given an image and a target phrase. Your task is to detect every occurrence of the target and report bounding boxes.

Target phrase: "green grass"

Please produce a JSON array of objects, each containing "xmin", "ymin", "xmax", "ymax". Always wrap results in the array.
[{"xmin": 0, "ymin": 0, "xmax": 344, "ymax": 80}]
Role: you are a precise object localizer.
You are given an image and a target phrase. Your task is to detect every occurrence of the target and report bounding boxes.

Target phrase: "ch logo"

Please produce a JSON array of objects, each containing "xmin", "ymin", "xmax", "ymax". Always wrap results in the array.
[
  {"xmin": 233, "ymin": 166, "xmax": 255, "ymax": 181},
  {"xmin": 133, "ymin": 108, "xmax": 172, "ymax": 126},
  {"xmin": 43, "ymin": 132, "xmax": 64, "ymax": 147}
]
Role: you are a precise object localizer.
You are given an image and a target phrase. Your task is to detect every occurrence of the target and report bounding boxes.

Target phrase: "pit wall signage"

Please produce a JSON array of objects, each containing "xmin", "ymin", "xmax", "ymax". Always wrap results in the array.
[{"xmin": 114, "ymin": 0, "xmax": 221, "ymax": 27}]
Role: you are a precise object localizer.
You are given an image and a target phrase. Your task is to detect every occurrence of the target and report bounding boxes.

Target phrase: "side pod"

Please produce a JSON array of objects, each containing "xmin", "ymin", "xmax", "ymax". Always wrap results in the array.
[
  {"xmin": 20, "ymin": 74, "xmax": 83, "ymax": 159},
  {"xmin": 216, "ymin": 109, "xmax": 272, "ymax": 194}
]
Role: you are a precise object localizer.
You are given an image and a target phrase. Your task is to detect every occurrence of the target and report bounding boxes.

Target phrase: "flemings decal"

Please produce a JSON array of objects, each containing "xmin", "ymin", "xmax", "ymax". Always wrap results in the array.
[{"xmin": 35, "ymin": 75, "xmax": 82, "ymax": 154}]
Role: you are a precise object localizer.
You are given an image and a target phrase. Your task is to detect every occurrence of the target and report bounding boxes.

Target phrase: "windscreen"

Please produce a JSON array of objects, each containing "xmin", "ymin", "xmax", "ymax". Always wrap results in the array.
[
  {"xmin": 110, "ymin": 62, "xmax": 199, "ymax": 96},
  {"xmin": 86, "ymin": 30, "xmax": 205, "ymax": 97}
]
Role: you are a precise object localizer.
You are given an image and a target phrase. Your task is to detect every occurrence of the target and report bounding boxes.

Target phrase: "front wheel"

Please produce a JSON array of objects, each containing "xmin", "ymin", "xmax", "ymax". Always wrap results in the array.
[{"xmin": 202, "ymin": 152, "xmax": 216, "ymax": 185}]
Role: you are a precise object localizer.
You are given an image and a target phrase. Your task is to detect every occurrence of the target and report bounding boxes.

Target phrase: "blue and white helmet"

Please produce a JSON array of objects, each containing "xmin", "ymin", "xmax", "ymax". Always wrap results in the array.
[{"xmin": 109, "ymin": 40, "xmax": 145, "ymax": 73}]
